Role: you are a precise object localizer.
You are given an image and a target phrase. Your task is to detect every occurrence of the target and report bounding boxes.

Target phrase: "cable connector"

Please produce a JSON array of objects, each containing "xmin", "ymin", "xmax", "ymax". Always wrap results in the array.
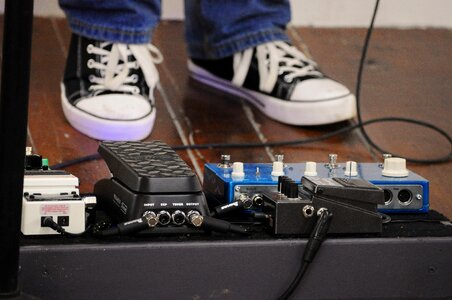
[
  {"xmin": 42, "ymin": 216, "xmax": 88, "ymax": 237},
  {"xmin": 202, "ymin": 216, "xmax": 249, "ymax": 235},
  {"xmin": 278, "ymin": 208, "xmax": 333, "ymax": 300},
  {"xmin": 211, "ymin": 199, "xmax": 245, "ymax": 217},
  {"xmin": 96, "ymin": 212, "xmax": 159, "ymax": 236},
  {"xmin": 250, "ymin": 211, "xmax": 270, "ymax": 220},
  {"xmin": 42, "ymin": 216, "xmax": 65, "ymax": 234},
  {"xmin": 303, "ymin": 208, "xmax": 333, "ymax": 263}
]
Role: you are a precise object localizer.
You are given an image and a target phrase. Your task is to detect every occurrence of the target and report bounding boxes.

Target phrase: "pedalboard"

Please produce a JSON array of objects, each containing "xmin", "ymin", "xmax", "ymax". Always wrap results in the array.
[
  {"xmin": 21, "ymin": 148, "xmax": 95, "ymax": 235},
  {"xmin": 94, "ymin": 141, "xmax": 210, "ymax": 235},
  {"xmin": 203, "ymin": 154, "xmax": 429, "ymax": 214}
]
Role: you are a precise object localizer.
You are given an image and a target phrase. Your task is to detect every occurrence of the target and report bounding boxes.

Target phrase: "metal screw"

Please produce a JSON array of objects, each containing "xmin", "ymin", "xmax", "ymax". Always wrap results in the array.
[{"xmin": 416, "ymin": 194, "xmax": 422, "ymax": 200}]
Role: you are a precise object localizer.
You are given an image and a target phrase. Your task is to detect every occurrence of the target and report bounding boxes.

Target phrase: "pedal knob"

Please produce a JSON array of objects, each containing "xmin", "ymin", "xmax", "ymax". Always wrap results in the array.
[
  {"xmin": 271, "ymin": 161, "xmax": 285, "ymax": 177},
  {"xmin": 382, "ymin": 157, "xmax": 409, "ymax": 177},
  {"xmin": 231, "ymin": 162, "xmax": 245, "ymax": 179},
  {"xmin": 344, "ymin": 161, "xmax": 358, "ymax": 177},
  {"xmin": 304, "ymin": 161, "xmax": 318, "ymax": 176}
]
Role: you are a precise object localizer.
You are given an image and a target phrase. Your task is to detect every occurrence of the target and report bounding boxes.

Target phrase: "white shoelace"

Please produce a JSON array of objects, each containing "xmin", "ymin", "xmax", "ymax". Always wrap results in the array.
[
  {"xmin": 86, "ymin": 42, "xmax": 163, "ymax": 95},
  {"xmin": 232, "ymin": 41, "xmax": 322, "ymax": 93}
]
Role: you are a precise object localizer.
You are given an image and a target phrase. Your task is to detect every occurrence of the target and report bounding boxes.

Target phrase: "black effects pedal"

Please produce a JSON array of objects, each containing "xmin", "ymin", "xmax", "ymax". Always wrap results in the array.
[
  {"xmin": 262, "ymin": 176, "xmax": 385, "ymax": 235},
  {"xmin": 94, "ymin": 141, "xmax": 209, "ymax": 235}
]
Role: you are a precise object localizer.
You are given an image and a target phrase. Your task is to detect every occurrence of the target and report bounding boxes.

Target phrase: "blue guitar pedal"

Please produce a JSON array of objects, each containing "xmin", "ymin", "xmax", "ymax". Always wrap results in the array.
[{"xmin": 203, "ymin": 155, "xmax": 429, "ymax": 214}]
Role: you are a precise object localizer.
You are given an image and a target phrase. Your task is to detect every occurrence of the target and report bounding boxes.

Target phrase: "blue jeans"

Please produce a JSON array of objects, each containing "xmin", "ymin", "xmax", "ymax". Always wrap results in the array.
[{"xmin": 59, "ymin": 0, "xmax": 291, "ymax": 59}]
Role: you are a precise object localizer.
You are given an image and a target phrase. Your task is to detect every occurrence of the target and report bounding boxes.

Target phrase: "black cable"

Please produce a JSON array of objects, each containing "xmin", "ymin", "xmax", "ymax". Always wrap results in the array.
[
  {"xmin": 49, "ymin": 153, "xmax": 101, "ymax": 170},
  {"xmin": 352, "ymin": 0, "xmax": 451, "ymax": 163},
  {"xmin": 93, "ymin": 213, "xmax": 159, "ymax": 236},
  {"xmin": 279, "ymin": 264, "xmax": 309, "ymax": 299},
  {"xmin": 278, "ymin": 209, "xmax": 333, "ymax": 300},
  {"xmin": 201, "ymin": 216, "xmax": 250, "ymax": 235},
  {"xmin": 211, "ymin": 200, "xmax": 245, "ymax": 217},
  {"xmin": 172, "ymin": 117, "xmax": 451, "ymax": 163},
  {"xmin": 50, "ymin": 0, "xmax": 450, "ymax": 170},
  {"xmin": 42, "ymin": 217, "xmax": 91, "ymax": 237},
  {"xmin": 171, "ymin": 0, "xmax": 450, "ymax": 163},
  {"xmin": 355, "ymin": 0, "xmax": 380, "ymax": 152},
  {"xmin": 50, "ymin": 115, "xmax": 451, "ymax": 170}
]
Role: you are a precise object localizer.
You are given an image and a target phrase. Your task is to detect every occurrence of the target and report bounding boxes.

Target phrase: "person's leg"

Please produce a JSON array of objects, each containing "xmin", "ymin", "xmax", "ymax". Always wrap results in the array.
[
  {"xmin": 59, "ymin": 0, "xmax": 163, "ymax": 141},
  {"xmin": 185, "ymin": 0, "xmax": 356, "ymax": 126},
  {"xmin": 185, "ymin": 0, "xmax": 290, "ymax": 59},
  {"xmin": 60, "ymin": 0, "xmax": 161, "ymax": 44}
]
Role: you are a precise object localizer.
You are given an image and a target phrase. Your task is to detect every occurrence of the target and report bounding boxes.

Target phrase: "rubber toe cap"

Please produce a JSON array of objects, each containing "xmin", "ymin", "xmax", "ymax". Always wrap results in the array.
[
  {"xmin": 290, "ymin": 78, "xmax": 351, "ymax": 102},
  {"xmin": 75, "ymin": 94, "xmax": 152, "ymax": 120}
]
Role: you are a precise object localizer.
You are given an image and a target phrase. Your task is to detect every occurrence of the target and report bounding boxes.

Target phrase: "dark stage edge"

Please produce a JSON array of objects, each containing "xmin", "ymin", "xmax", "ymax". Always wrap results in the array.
[{"xmin": 19, "ymin": 218, "xmax": 452, "ymax": 300}]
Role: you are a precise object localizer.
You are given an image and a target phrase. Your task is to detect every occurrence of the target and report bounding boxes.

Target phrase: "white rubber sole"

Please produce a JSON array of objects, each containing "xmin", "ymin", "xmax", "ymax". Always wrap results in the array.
[
  {"xmin": 188, "ymin": 61, "xmax": 356, "ymax": 126},
  {"xmin": 61, "ymin": 84, "xmax": 155, "ymax": 141}
]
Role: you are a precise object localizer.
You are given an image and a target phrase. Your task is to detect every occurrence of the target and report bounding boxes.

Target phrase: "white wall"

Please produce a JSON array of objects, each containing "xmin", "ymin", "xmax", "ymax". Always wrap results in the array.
[
  {"xmin": 290, "ymin": 0, "xmax": 452, "ymax": 28},
  {"xmin": 1, "ymin": 0, "xmax": 451, "ymax": 28}
]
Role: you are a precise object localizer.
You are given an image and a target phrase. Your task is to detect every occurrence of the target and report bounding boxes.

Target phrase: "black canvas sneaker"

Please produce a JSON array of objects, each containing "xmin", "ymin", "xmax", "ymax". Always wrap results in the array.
[
  {"xmin": 188, "ymin": 41, "xmax": 356, "ymax": 125},
  {"xmin": 61, "ymin": 33, "xmax": 162, "ymax": 141}
]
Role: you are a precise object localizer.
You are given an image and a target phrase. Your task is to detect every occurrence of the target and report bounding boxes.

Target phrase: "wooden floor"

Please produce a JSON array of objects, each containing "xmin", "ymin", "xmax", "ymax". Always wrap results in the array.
[{"xmin": 10, "ymin": 18, "xmax": 452, "ymax": 218}]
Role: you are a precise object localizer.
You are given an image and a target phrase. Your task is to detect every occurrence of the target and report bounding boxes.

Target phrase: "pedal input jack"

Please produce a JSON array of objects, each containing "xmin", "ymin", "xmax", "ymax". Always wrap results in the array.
[
  {"xmin": 252, "ymin": 194, "xmax": 264, "ymax": 207},
  {"xmin": 398, "ymin": 189, "xmax": 412, "ymax": 205},
  {"xmin": 383, "ymin": 189, "xmax": 393, "ymax": 204},
  {"xmin": 157, "ymin": 210, "xmax": 171, "ymax": 226},
  {"xmin": 171, "ymin": 210, "xmax": 186, "ymax": 226},
  {"xmin": 303, "ymin": 205, "xmax": 315, "ymax": 218}
]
